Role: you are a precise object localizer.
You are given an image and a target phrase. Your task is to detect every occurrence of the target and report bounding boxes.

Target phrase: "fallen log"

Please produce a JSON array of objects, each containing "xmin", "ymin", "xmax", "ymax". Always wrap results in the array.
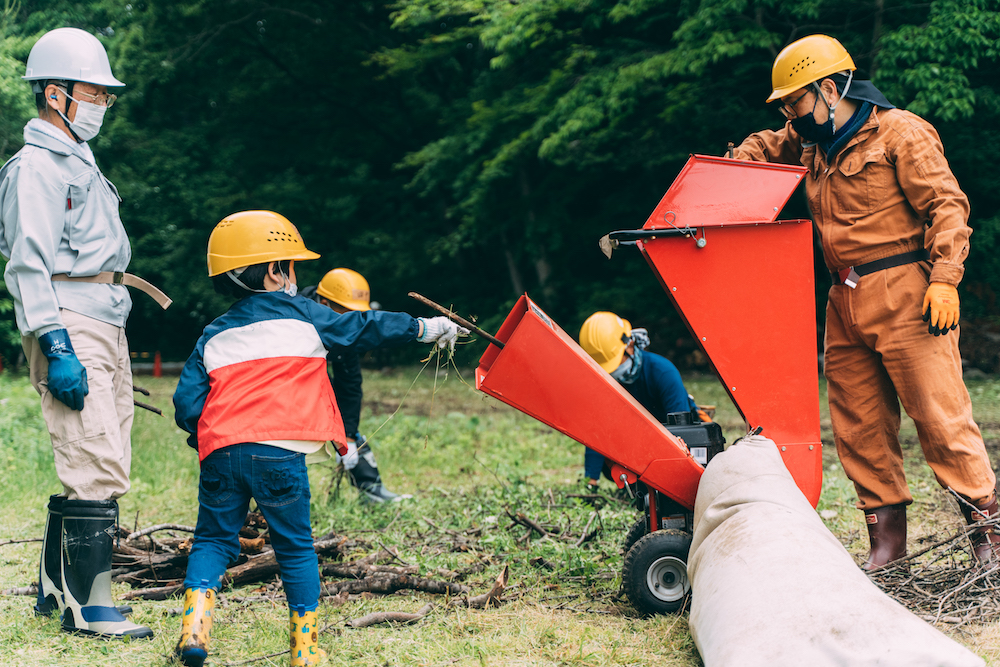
[
  {"xmin": 224, "ymin": 550, "xmax": 280, "ymax": 588},
  {"xmin": 321, "ymin": 562, "xmax": 419, "ymax": 580},
  {"xmin": 223, "ymin": 538, "xmax": 346, "ymax": 588},
  {"xmin": 126, "ymin": 523, "xmax": 195, "ymax": 542},
  {"xmin": 113, "ymin": 549, "xmax": 187, "ymax": 568},
  {"xmin": 122, "ymin": 582, "xmax": 183, "ymax": 601},
  {"xmin": 348, "ymin": 603, "xmax": 434, "ymax": 628}
]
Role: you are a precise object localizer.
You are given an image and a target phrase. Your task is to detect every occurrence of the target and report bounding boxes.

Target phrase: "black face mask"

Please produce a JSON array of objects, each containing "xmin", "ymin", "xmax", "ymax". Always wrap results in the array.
[
  {"xmin": 790, "ymin": 76, "xmax": 852, "ymax": 143},
  {"xmin": 790, "ymin": 112, "xmax": 836, "ymax": 143}
]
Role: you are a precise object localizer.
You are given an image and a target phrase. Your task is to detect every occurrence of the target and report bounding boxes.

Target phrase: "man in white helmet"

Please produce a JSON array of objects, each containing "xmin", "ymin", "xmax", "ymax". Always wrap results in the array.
[{"xmin": 0, "ymin": 27, "xmax": 163, "ymax": 639}]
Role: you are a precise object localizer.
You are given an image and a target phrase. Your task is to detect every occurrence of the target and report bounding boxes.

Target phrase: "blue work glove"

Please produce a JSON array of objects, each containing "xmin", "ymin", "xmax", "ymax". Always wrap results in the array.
[{"xmin": 37, "ymin": 329, "xmax": 88, "ymax": 411}]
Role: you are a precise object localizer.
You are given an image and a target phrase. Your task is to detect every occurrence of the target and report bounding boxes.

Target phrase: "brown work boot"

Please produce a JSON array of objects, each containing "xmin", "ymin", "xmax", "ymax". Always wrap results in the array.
[
  {"xmin": 959, "ymin": 493, "xmax": 1000, "ymax": 567},
  {"xmin": 862, "ymin": 504, "xmax": 907, "ymax": 571}
]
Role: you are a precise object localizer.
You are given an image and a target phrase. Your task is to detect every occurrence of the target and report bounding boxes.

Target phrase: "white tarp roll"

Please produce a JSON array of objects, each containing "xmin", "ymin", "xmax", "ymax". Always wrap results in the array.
[{"xmin": 687, "ymin": 434, "xmax": 984, "ymax": 667}]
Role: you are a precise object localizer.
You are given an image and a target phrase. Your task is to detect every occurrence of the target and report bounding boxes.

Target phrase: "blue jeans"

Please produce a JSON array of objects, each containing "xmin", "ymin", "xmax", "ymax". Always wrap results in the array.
[{"xmin": 184, "ymin": 444, "xmax": 319, "ymax": 609}]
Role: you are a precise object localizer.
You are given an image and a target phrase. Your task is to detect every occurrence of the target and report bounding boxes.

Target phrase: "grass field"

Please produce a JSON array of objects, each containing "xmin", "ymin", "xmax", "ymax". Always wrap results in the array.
[{"xmin": 2, "ymin": 360, "xmax": 1000, "ymax": 666}]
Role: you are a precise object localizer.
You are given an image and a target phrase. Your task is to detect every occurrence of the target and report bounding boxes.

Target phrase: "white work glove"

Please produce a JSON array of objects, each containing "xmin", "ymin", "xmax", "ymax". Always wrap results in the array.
[
  {"xmin": 417, "ymin": 317, "xmax": 470, "ymax": 351},
  {"xmin": 339, "ymin": 440, "xmax": 359, "ymax": 470}
]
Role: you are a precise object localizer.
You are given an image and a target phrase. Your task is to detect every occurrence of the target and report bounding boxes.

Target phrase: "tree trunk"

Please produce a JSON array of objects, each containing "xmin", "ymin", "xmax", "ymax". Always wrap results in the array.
[
  {"xmin": 519, "ymin": 168, "xmax": 557, "ymax": 304},
  {"xmin": 869, "ymin": 0, "xmax": 885, "ymax": 77},
  {"xmin": 501, "ymin": 230, "xmax": 526, "ymax": 297}
]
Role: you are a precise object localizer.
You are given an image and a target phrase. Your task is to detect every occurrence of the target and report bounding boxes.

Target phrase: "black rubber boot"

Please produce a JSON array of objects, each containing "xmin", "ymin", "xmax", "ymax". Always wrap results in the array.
[
  {"xmin": 34, "ymin": 496, "xmax": 132, "ymax": 619},
  {"xmin": 61, "ymin": 499, "xmax": 151, "ymax": 639},
  {"xmin": 34, "ymin": 495, "xmax": 65, "ymax": 616},
  {"xmin": 862, "ymin": 504, "xmax": 907, "ymax": 571},
  {"xmin": 348, "ymin": 441, "xmax": 411, "ymax": 504}
]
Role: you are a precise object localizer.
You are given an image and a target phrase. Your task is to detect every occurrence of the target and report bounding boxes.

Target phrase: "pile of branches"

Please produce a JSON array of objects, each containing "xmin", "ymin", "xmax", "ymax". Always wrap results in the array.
[
  {"xmin": 86, "ymin": 512, "xmax": 498, "ymax": 608},
  {"xmin": 867, "ymin": 514, "xmax": 1000, "ymax": 627}
]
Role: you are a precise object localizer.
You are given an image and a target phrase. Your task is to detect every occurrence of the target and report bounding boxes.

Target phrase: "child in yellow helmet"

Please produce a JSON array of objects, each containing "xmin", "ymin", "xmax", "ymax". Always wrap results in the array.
[{"xmin": 172, "ymin": 211, "xmax": 466, "ymax": 667}]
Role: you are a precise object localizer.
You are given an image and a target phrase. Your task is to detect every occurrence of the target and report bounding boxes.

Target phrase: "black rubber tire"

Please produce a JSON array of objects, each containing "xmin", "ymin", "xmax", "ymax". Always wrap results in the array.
[
  {"xmin": 623, "ymin": 529, "xmax": 692, "ymax": 615},
  {"xmin": 622, "ymin": 518, "xmax": 647, "ymax": 555}
]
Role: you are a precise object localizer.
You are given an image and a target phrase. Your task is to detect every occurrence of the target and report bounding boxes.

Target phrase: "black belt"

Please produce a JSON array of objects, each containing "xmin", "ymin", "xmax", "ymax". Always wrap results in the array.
[{"xmin": 831, "ymin": 249, "xmax": 929, "ymax": 288}]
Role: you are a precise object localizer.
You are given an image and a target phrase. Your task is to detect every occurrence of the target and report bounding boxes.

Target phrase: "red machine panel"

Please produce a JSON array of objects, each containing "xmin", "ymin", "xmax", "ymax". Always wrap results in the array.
[
  {"xmin": 642, "ymin": 154, "xmax": 807, "ymax": 229},
  {"xmin": 639, "ymin": 156, "xmax": 822, "ymax": 506},
  {"xmin": 475, "ymin": 155, "xmax": 823, "ymax": 509},
  {"xmin": 476, "ymin": 295, "xmax": 705, "ymax": 509}
]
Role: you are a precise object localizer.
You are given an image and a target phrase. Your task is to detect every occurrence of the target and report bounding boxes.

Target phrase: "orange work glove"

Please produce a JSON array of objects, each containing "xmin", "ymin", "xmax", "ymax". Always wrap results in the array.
[{"xmin": 921, "ymin": 282, "xmax": 960, "ymax": 336}]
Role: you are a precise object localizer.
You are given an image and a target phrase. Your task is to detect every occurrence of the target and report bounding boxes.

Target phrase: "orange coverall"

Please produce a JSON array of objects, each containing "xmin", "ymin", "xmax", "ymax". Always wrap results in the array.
[{"xmin": 735, "ymin": 106, "xmax": 996, "ymax": 509}]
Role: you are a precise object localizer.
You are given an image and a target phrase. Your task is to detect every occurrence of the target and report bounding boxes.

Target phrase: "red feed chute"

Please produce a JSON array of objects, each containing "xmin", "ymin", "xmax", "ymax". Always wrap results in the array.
[
  {"xmin": 475, "ymin": 295, "xmax": 705, "ymax": 509},
  {"xmin": 637, "ymin": 155, "xmax": 822, "ymax": 506},
  {"xmin": 474, "ymin": 154, "xmax": 822, "ymax": 512}
]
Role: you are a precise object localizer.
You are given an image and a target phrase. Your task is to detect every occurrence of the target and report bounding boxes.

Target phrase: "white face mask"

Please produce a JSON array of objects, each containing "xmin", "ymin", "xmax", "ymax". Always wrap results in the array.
[
  {"xmin": 277, "ymin": 266, "xmax": 297, "ymax": 297},
  {"xmin": 56, "ymin": 90, "xmax": 107, "ymax": 142}
]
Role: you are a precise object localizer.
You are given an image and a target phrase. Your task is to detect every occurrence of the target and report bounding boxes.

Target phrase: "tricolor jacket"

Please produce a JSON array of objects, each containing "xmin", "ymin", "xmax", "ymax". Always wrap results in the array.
[{"xmin": 173, "ymin": 291, "xmax": 419, "ymax": 462}]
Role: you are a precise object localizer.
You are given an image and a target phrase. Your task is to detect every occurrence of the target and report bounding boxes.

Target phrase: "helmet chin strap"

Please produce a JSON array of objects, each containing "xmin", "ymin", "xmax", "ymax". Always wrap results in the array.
[
  {"xmin": 813, "ymin": 71, "xmax": 854, "ymax": 134},
  {"xmin": 225, "ymin": 263, "xmax": 295, "ymax": 294},
  {"xmin": 226, "ymin": 266, "xmax": 268, "ymax": 293}
]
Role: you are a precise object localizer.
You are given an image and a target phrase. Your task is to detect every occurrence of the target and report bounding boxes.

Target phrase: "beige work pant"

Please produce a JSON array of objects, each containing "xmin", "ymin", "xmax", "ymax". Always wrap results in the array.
[
  {"xmin": 825, "ymin": 261, "xmax": 996, "ymax": 510},
  {"xmin": 23, "ymin": 310, "xmax": 134, "ymax": 500}
]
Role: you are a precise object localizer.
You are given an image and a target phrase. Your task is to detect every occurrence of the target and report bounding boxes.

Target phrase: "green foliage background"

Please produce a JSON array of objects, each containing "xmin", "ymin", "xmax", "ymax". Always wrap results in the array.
[{"xmin": 2, "ymin": 0, "xmax": 1000, "ymax": 364}]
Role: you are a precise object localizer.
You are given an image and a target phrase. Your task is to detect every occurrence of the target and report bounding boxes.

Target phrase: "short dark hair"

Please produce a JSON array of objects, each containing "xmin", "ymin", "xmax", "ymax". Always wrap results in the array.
[{"xmin": 212, "ymin": 260, "xmax": 291, "ymax": 298}]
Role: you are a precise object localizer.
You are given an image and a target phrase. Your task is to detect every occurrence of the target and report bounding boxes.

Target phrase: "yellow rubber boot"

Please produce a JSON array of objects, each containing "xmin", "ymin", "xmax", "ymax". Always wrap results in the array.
[
  {"xmin": 175, "ymin": 586, "xmax": 215, "ymax": 667},
  {"xmin": 289, "ymin": 606, "xmax": 326, "ymax": 666}
]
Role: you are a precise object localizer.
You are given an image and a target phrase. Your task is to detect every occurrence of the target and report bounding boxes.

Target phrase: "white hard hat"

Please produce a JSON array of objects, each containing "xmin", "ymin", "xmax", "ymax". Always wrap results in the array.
[{"xmin": 22, "ymin": 27, "xmax": 125, "ymax": 89}]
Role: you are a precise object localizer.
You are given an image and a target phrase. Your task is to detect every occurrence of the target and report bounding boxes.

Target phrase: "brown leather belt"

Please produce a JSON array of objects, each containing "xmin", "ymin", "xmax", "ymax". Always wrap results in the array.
[
  {"xmin": 831, "ymin": 249, "xmax": 929, "ymax": 289},
  {"xmin": 52, "ymin": 272, "xmax": 172, "ymax": 309}
]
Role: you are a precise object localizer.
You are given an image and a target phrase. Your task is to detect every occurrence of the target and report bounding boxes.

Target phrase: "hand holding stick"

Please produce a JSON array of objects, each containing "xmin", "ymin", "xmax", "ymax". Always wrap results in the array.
[{"xmin": 408, "ymin": 292, "xmax": 504, "ymax": 349}]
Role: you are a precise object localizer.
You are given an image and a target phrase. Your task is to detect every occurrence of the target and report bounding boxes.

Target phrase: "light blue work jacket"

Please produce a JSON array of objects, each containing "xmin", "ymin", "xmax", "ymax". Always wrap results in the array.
[{"xmin": 0, "ymin": 119, "xmax": 132, "ymax": 336}]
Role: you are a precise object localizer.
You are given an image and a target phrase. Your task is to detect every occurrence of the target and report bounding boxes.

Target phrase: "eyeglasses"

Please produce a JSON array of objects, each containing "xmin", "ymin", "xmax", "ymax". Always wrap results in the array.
[
  {"xmin": 778, "ymin": 90, "xmax": 811, "ymax": 119},
  {"xmin": 61, "ymin": 88, "xmax": 117, "ymax": 108}
]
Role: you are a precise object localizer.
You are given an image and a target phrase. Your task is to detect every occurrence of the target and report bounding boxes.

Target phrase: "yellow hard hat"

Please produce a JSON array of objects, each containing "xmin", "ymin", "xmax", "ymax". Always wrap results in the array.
[
  {"xmin": 207, "ymin": 210, "xmax": 320, "ymax": 277},
  {"xmin": 579, "ymin": 312, "xmax": 632, "ymax": 373},
  {"xmin": 317, "ymin": 268, "xmax": 371, "ymax": 311},
  {"xmin": 767, "ymin": 34, "xmax": 856, "ymax": 103}
]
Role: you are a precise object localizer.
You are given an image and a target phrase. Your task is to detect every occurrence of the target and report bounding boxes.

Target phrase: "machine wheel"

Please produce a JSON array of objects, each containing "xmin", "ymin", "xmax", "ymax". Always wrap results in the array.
[
  {"xmin": 623, "ymin": 529, "xmax": 692, "ymax": 615},
  {"xmin": 622, "ymin": 517, "xmax": 647, "ymax": 555}
]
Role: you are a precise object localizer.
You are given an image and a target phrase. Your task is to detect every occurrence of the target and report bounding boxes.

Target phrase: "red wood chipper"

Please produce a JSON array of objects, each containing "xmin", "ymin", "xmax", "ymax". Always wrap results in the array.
[{"xmin": 474, "ymin": 156, "xmax": 823, "ymax": 614}]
